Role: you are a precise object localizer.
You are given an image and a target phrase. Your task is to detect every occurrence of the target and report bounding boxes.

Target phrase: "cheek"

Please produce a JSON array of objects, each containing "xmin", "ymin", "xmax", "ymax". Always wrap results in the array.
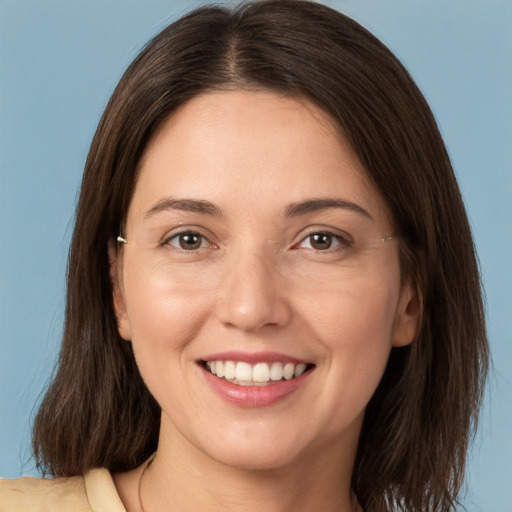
[
  {"xmin": 298, "ymin": 275, "xmax": 400, "ymax": 401},
  {"xmin": 121, "ymin": 268, "xmax": 217, "ymax": 415},
  {"xmin": 302, "ymin": 276, "xmax": 399, "ymax": 344},
  {"xmin": 309, "ymin": 289, "xmax": 398, "ymax": 442},
  {"xmin": 121, "ymin": 259, "xmax": 213, "ymax": 363}
]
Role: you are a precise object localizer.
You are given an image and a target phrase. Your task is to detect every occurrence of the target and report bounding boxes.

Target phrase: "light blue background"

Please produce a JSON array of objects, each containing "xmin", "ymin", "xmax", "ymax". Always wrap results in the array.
[{"xmin": 1, "ymin": 1, "xmax": 511, "ymax": 510}]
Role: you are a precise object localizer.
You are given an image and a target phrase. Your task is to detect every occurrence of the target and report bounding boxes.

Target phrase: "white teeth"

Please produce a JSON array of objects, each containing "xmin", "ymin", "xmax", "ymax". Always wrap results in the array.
[
  {"xmin": 224, "ymin": 360, "xmax": 236, "ymax": 380},
  {"xmin": 270, "ymin": 362, "xmax": 283, "ymax": 381},
  {"xmin": 235, "ymin": 361, "xmax": 252, "ymax": 381},
  {"xmin": 205, "ymin": 360, "xmax": 310, "ymax": 384},
  {"xmin": 283, "ymin": 362, "xmax": 295, "ymax": 380},
  {"xmin": 294, "ymin": 363, "xmax": 307, "ymax": 377},
  {"xmin": 216, "ymin": 361, "xmax": 225, "ymax": 378},
  {"xmin": 253, "ymin": 363, "xmax": 270, "ymax": 382}
]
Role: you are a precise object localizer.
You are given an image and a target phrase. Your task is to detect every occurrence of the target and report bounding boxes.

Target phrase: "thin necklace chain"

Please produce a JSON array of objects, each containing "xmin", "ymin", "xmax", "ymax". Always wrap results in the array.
[
  {"xmin": 138, "ymin": 453, "xmax": 156, "ymax": 512},
  {"xmin": 137, "ymin": 453, "xmax": 361, "ymax": 512}
]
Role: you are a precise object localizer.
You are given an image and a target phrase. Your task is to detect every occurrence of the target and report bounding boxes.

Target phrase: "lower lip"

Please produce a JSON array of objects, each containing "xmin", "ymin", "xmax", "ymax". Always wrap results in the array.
[{"xmin": 201, "ymin": 366, "xmax": 312, "ymax": 407}]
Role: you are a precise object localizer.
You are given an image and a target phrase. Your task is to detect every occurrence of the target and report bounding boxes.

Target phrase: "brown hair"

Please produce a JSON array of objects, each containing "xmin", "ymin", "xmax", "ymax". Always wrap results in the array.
[{"xmin": 33, "ymin": 1, "xmax": 489, "ymax": 510}]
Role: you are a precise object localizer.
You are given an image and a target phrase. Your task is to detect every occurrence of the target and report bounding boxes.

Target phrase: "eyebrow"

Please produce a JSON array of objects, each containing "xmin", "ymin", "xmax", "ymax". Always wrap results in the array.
[
  {"xmin": 144, "ymin": 198, "xmax": 223, "ymax": 219},
  {"xmin": 143, "ymin": 197, "xmax": 372, "ymax": 221},
  {"xmin": 284, "ymin": 198, "xmax": 373, "ymax": 220}
]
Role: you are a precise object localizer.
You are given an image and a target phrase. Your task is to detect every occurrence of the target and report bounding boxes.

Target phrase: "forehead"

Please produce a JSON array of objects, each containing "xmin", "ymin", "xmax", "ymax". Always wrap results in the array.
[{"xmin": 129, "ymin": 90, "xmax": 392, "ymax": 228}]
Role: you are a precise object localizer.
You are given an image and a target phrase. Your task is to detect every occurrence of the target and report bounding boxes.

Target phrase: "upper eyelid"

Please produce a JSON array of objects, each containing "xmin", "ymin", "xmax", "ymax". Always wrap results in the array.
[
  {"xmin": 161, "ymin": 226, "xmax": 216, "ymax": 244},
  {"xmin": 293, "ymin": 225, "xmax": 354, "ymax": 243},
  {"xmin": 300, "ymin": 232, "xmax": 350, "ymax": 243},
  {"xmin": 163, "ymin": 231, "xmax": 217, "ymax": 253},
  {"xmin": 293, "ymin": 232, "xmax": 352, "ymax": 252},
  {"xmin": 158, "ymin": 225, "xmax": 354, "ymax": 247}
]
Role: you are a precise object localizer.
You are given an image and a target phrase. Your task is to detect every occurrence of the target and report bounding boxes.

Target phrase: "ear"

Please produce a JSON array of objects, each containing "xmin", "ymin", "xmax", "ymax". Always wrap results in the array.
[
  {"xmin": 392, "ymin": 277, "xmax": 421, "ymax": 347},
  {"xmin": 108, "ymin": 240, "xmax": 132, "ymax": 341}
]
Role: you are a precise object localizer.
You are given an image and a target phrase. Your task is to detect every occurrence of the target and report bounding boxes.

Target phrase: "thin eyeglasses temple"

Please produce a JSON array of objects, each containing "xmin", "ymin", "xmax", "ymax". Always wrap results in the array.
[
  {"xmin": 116, "ymin": 236, "xmax": 134, "ymax": 246},
  {"xmin": 116, "ymin": 235, "xmax": 395, "ymax": 246}
]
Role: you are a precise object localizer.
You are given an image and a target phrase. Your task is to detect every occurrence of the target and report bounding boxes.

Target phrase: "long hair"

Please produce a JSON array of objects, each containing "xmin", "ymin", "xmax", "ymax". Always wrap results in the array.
[{"xmin": 33, "ymin": 2, "xmax": 489, "ymax": 511}]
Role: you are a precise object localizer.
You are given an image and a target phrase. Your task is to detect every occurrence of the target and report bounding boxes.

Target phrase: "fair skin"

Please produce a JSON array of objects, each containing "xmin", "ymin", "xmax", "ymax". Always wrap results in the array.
[{"xmin": 111, "ymin": 90, "xmax": 419, "ymax": 512}]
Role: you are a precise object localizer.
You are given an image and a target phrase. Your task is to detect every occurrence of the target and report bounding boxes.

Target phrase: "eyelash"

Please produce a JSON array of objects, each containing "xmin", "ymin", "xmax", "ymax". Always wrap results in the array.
[
  {"xmin": 163, "ymin": 230, "xmax": 218, "ymax": 252},
  {"xmin": 162, "ymin": 229, "xmax": 353, "ymax": 254},
  {"xmin": 292, "ymin": 231, "xmax": 353, "ymax": 253}
]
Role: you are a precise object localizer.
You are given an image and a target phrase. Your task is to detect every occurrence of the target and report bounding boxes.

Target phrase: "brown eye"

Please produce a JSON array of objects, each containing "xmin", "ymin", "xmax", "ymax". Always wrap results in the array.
[
  {"xmin": 309, "ymin": 233, "xmax": 334, "ymax": 250},
  {"xmin": 167, "ymin": 232, "xmax": 207, "ymax": 251},
  {"xmin": 179, "ymin": 233, "xmax": 202, "ymax": 250},
  {"xmin": 294, "ymin": 231, "xmax": 350, "ymax": 253}
]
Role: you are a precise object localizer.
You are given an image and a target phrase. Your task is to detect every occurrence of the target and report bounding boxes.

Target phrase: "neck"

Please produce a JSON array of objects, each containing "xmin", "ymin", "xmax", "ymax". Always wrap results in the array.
[{"xmin": 135, "ymin": 414, "xmax": 361, "ymax": 512}]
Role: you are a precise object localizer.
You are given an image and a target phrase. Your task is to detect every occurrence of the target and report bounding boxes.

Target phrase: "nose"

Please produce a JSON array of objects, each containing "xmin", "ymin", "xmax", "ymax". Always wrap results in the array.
[{"xmin": 214, "ymin": 251, "xmax": 292, "ymax": 332}]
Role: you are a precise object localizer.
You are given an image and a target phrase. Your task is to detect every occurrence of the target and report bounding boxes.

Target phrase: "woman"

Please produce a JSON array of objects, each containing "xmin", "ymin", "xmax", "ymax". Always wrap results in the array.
[{"xmin": 0, "ymin": 1, "xmax": 489, "ymax": 511}]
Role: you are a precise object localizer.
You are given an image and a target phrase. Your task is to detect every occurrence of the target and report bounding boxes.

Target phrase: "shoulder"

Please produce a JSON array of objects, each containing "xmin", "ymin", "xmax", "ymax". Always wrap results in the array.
[
  {"xmin": 0, "ymin": 473, "xmax": 89, "ymax": 512},
  {"xmin": 0, "ymin": 469, "xmax": 126, "ymax": 512}
]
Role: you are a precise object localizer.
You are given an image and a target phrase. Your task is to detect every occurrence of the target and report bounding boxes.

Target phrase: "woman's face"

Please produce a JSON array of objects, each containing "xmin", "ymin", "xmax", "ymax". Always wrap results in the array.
[{"xmin": 112, "ymin": 90, "xmax": 418, "ymax": 471}]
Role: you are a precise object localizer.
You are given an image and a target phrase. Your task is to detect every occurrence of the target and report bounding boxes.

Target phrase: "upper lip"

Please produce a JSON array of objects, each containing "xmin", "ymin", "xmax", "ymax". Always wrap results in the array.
[{"xmin": 199, "ymin": 351, "xmax": 311, "ymax": 365}]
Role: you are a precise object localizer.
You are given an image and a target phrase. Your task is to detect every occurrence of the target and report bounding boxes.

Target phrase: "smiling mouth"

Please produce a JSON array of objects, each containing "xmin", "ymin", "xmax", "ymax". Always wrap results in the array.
[{"xmin": 201, "ymin": 360, "xmax": 315, "ymax": 386}]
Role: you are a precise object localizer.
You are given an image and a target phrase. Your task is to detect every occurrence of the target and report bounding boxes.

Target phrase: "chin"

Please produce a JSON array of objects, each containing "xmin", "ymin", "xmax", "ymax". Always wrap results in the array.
[{"xmin": 205, "ymin": 442, "xmax": 306, "ymax": 472}]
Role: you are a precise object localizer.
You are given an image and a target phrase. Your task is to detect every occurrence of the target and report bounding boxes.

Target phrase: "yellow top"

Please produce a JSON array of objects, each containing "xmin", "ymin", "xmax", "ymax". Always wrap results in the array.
[{"xmin": 0, "ymin": 469, "xmax": 126, "ymax": 512}]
